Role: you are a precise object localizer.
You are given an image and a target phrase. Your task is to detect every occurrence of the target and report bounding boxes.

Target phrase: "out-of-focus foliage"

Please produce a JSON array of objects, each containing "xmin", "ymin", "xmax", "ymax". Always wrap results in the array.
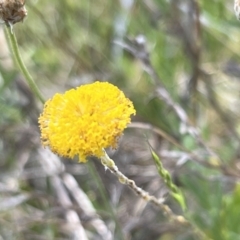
[{"xmin": 1, "ymin": 0, "xmax": 240, "ymax": 239}]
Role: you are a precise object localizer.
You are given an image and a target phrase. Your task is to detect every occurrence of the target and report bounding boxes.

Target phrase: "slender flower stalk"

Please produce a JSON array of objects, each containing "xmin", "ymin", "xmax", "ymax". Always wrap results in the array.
[
  {"xmin": 5, "ymin": 26, "xmax": 45, "ymax": 103},
  {"xmin": 100, "ymin": 151, "xmax": 213, "ymax": 240},
  {"xmin": 100, "ymin": 150, "xmax": 188, "ymax": 224}
]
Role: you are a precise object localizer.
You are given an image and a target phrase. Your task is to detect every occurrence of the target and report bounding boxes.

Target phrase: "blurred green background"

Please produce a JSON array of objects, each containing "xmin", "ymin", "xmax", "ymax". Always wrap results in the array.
[{"xmin": 1, "ymin": 0, "xmax": 240, "ymax": 239}]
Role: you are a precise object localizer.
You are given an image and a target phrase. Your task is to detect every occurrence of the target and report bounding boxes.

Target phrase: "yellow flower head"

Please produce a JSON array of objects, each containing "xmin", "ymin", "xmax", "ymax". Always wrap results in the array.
[{"xmin": 39, "ymin": 81, "xmax": 136, "ymax": 162}]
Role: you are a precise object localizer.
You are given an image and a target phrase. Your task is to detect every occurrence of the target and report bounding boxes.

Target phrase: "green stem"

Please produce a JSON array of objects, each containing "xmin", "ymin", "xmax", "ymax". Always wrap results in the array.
[{"xmin": 5, "ymin": 26, "xmax": 45, "ymax": 104}]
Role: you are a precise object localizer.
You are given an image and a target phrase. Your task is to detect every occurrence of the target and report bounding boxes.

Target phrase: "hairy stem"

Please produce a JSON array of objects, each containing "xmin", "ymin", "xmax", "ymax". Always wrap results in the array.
[
  {"xmin": 100, "ymin": 150, "xmax": 212, "ymax": 240},
  {"xmin": 100, "ymin": 151, "xmax": 186, "ymax": 224}
]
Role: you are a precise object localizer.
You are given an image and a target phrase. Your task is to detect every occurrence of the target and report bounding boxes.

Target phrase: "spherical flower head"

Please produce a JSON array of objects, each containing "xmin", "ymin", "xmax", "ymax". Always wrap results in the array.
[{"xmin": 39, "ymin": 81, "xmax": 136, "ymax": 162}]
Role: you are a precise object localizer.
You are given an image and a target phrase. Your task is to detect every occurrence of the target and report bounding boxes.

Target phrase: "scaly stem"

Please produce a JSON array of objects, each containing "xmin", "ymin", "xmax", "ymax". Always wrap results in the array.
[
  {"xmin": 5, "ymin": 26, "xmax": 45, "ymax": 103},
  {"xmin": 100, "ymin": 150, "xmax": 212, "ymax": 240},
  {"xmin": 100, "ymin": 150, "xmax": 187, "ymax": 224}
]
